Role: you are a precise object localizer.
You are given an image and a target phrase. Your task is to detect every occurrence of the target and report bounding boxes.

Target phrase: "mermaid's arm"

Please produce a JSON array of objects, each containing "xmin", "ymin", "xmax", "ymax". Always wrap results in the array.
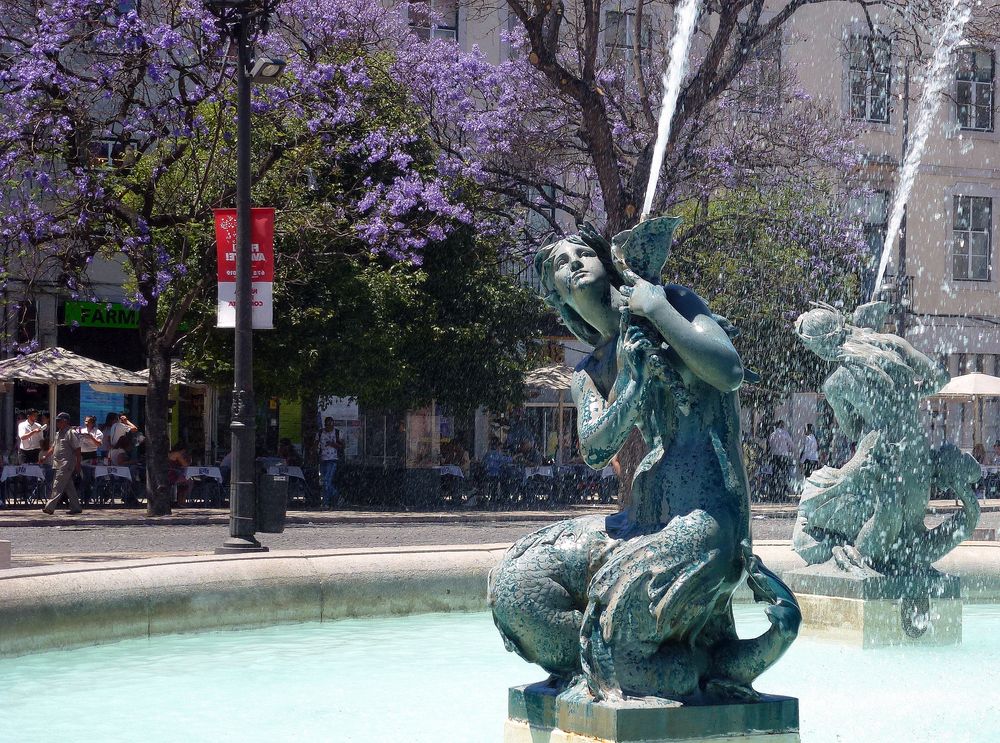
[
  {"xmin": 822, "ymin": 370, "xmax": 864, "ymax": 440},
  {"xmin": 622, "ymin": 281, "xmax": 743, "ymax": 393},
  {"xmin": 897, "ymin": 339, "xmax": 950, "ymax": 394},
  {"xmin": 573, "ymin": 367, "xmax": 644, "ymax": 470}
]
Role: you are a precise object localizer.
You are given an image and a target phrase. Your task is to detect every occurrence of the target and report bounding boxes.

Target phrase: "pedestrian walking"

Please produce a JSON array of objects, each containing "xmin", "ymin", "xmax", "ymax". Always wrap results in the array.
[
  {"xmin": 17, "ymin": 408, "xmax": 45, "ymax": 464},
  {"xmin": 318, "ymin": 417, "xmax": 340, "ymax": 510},
  {"xmin": 800, "ymin": 424, "xmax": 820, "ymax": 479},
  {"xmin": 767, "ymin": 420, "xmax": 794, "ymax": 500},
  {"xmin": 41, "ymin": 412, "xmax": 83, "ymax": 515}
]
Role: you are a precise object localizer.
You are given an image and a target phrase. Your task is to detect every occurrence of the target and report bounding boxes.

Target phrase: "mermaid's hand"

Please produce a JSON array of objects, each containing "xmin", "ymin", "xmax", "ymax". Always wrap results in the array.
[
  {"xmin": 619, "ymin": 277, "xmax": 665, "ymax": 320},
  {"xmin": 618, "ymin": 321, "xmax": 654, "ymax": 384}
]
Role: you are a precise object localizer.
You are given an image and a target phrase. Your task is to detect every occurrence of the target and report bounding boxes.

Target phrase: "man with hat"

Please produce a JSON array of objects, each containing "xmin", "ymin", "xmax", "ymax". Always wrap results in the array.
[{"xmin": 41, "ymin": 412, "xmax": 83, "ymax": 515}]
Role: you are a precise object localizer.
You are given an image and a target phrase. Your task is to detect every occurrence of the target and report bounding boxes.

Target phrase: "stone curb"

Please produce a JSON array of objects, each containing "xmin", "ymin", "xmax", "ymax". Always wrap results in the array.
[
  {"xmin": 0, "ymin": 508, "xmax": 612, "ymax": 528},
  {"xmin": 0, "ymin": 499, "xmax": 993, "ymax": 528},
  {"xmin": 0, "ymin": 543, "xmax": 511, "ymax": 658},
  {"xmin": 1, "ymin": 540, "xmax": 999, "ymax": 658}
]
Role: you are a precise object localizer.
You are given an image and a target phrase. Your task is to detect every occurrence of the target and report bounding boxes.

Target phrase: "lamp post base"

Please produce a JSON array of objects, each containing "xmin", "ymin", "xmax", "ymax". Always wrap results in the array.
[{"xmin": 215, "ymin": 536, "xmax": 269, "ymax": 554}]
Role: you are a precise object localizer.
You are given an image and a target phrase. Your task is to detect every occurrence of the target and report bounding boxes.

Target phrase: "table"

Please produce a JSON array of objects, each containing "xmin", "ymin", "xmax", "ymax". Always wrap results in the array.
[
  {"xmin": 0, "ymin": 465, "xmax": 45, "ymax": 482},
  {"xmin": 267, "ymin": 465, "xmax": 305, "ymax": 481},
  {"xmin": 92, "ymin": 465, "xmax": 135, "ymax": 481},
  {"xmin": 183, "ymin": 466, "xmax": 223, "ymax": 483},
  {"xmin": 523, "ymin": 466, "xmax": 554, "ymax": 480},
  {"xmin": 433, "ymin": 465, "xmax": 465, "ymax": 478}
]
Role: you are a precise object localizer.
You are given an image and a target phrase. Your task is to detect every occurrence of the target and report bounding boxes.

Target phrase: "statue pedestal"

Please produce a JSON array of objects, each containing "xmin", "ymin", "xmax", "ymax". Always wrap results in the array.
[
  {"xmin": 504, "ymin": 682, "xmax": 799, "ymax": 743},
  {"xmin": 783, "ymin": 565, "xmax": 962, "ymax": 647}
]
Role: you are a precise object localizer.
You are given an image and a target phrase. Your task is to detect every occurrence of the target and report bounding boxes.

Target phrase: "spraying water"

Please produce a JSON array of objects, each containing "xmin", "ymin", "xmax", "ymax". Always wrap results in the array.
[
  {"xmin": 639, "ymin": 0, "xmax": 701, "ymax": 222},
  {"xmin": 871, "ymin": 0, "xmax": 971, "ymax": 299}
]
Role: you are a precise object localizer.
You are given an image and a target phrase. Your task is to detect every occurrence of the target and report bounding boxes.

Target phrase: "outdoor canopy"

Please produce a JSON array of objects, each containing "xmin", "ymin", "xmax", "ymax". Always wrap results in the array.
[
  {"xmin": 0, "ymin": 346, "xmax": 146, "ymax": 418},
  {"xmin": 930, "ymin": 372, "xmax": 1000, "ymax": 446},
  {"xmin": 934, "ymin": 372, "xmax": 1000, "ymax": 399}
]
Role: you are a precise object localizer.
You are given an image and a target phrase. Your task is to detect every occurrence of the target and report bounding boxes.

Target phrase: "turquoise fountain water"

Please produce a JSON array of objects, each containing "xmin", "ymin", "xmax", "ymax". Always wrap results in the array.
[{"xmin": 0, "ymin": 605, "xmax": 997, "ymax": 743}]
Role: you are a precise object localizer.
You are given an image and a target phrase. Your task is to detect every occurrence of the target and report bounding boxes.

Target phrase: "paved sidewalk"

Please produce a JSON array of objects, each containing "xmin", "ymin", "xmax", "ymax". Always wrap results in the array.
[{"xmin": 0, "ymin": 497, "xmax": 993, "ymax": 528}]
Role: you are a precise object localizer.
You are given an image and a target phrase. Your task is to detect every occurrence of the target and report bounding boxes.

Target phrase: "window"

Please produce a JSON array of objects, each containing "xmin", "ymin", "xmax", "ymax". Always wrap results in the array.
[
  {"xmin": 957, "ymin": 48, "xmax": 994, "ymax": 132},
  {"xmin": 953, "ymin": 195, "xmax": 992, "ymax": 281},
  {"xmin": 847, "ymin": 35, "xmax": 891, "ymax": 123},
  {"xmin": 849, "ymin": 190, "xmax": 889, "ymax": 297},
  {"xmin": 605, "ymin": 10, "xmax": 650, "ymax": 64},
  {"xmin": 527, "ymin": 184, "xmax": 557, "ymax": 233},
  {"xmin": 739, "ymin": 31, "xmax": 782, "ymax": 113},
  {"xmin": 409, "ymin": 0, "xmax": 459, "ymax": 42},
  {"xmin": 852, "ymin": 189, "xmax": 890, "ymax": 256}
]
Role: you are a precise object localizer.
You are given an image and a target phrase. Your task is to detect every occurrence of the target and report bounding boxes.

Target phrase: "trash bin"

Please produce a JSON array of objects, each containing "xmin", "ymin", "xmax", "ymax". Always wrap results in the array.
[{"xmin": 257, "ymin": 472, "xmax": 288, "ymax": 534}]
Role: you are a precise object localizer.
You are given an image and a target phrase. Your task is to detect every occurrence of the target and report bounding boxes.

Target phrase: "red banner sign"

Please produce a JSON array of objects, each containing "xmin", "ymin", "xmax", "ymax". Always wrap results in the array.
[{"xmin": 214, "ymin": 208, "xmax": 275, "ymax": 329}]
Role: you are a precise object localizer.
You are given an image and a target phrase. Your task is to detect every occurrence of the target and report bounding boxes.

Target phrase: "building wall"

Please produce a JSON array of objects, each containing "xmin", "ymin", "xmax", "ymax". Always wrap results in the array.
[{"xmin": 785, "ymin": 2, "xmax": 1000, "ymax": 360}]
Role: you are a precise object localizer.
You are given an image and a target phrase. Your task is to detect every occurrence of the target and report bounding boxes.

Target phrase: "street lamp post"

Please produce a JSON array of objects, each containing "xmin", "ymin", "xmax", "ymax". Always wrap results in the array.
[{"xmin": 205, "ymin": 0, "xmax": 283, "ymax": 554}]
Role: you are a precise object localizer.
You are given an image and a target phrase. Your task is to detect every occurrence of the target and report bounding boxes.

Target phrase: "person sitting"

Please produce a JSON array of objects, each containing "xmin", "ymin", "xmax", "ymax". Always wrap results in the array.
[
  {"xmin": 167, "ymin": 442, "xmax": 192, "ymax": 507},
  {"xmin": 481, "ymin": 438, "xmax": 512, "ymax": 478},
  {"xmin": 277, "ymin": 438, "xmax": 302, "ymax": 467},
  {"xmin": 441, "ymin": 438, "xmax": 471, "ymax": 476},
  {"xmin": 107, "ymin": 431, "xmax": 135, "ymax": 466}
]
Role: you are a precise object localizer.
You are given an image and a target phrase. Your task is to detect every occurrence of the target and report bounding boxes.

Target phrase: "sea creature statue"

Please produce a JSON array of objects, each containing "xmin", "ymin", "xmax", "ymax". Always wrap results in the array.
[
  {"xmin": 792, "ymin": 302, "xmax": 981, "ymax": 576},
  {"xmin": 488, "ymin": 217, "xmax": 800, "ymax": 704}
]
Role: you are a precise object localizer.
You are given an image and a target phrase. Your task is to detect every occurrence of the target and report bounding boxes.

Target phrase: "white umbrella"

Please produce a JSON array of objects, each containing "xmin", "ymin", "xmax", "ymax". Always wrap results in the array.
[
  {"xmin": 524, "ymin": 363, "xmax": 576, "ymax": 465},
  {"xmin": 931, "ymin": 372, "xmax": 1000, "ymax": 446},
  {"xmin": 935, "ymin": 372, "xmax": 1000, "ymax": 398},
  {"xmin": 523, "ymin": 363, "xmax": 574, "ymax": 391},
  {"xmin": 0, "ymin": 346, "xmax": 146, "ymax": 417}
]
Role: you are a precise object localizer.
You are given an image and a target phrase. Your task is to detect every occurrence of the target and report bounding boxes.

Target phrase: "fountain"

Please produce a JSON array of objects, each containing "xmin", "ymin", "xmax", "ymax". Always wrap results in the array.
[
  {"xmin": 870, "ymin": 0, "xmax": 971, "ymax": 298},
  {"xmin": 786, "ymin": 301, "xmax": 980, "ymax": 646},
  {"xmin": 784, "ymin": 0, "xmax": 978, "ymax": 648}
]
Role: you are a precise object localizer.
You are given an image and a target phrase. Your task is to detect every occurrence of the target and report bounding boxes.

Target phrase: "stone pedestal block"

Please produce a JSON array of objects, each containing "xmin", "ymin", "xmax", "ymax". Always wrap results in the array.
[
  {"xmin": 784, "ymin": 566, "xmax": 962, "ymax": 647},
  {"xmin": 504, "ymin": 682, "xmax": 799, "ymax": 743},
  {"xmin": 0, "ymin": 540, "xmax": 9, "ymax": 569}
]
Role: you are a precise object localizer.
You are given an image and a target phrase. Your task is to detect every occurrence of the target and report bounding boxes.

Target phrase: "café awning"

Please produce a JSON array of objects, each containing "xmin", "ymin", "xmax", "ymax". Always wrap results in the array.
[
  {"xmin": 91, "ymin": 364, "xmax": 208, "ymax": 395},
  {"xmin": 0, "ymin": 347, "xmax": 145, "ymax": 386},
  {"xmin": 0, "ymin": 346, "xmax": 146, "ymax": 416},
  {"xmin": 524, "ymin": 363, "xmax": 575, "ymax": 391},
  {"xmin": 929, "ymin": 372, "xmax": 1000, "ymax": 446},
  {"xmin": 933, "ymin": 372, "xmax": 1000, "ymax": 399}
]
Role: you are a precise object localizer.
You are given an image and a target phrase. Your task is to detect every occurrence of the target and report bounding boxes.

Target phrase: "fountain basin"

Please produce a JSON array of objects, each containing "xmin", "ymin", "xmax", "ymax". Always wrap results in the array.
[
  {"xmin": 1, "ymin": 541, "xmax": 999, "ymax": 657},
  {"xmin": 0, "ymin": 605, "xmax": 997, "ymax": 743}
]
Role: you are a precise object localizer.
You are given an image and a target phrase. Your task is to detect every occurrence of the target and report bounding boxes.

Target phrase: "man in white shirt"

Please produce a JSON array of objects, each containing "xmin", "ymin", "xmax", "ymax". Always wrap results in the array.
[
  {"xmin": 767, "ymin": 420, "xmax": 795, "ymax": 500},
  {"xmin": 318, "ymin": 417, "xmax": 341, "ymax": 510},
  {"xmin": 799, "ymin": 424, "xmax": 820, "ymax": 478},
  {"xmin": 106, "ymin": 412, "xmax": 138, "ymax": 449},
  {"xmin": 17, "ymin": 408, "xmax": 45, "ymax": 464},
  {"xmin": 77, "ymin": 416, "xmax": 103, "ymax": 462}
]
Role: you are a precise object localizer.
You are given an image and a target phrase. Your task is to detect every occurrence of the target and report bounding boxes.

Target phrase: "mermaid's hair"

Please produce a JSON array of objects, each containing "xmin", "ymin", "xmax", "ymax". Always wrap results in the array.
[{"xmin": 533, "ymin": 224, "xmax": 625, "ymax": 346}]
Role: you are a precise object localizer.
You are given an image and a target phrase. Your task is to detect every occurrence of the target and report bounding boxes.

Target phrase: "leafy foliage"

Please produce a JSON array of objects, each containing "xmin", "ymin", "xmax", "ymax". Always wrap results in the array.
[
  {"xmin": 669, "ymin": 189, "xmax": 865, "ymax": 396},
  {"xmin": 183, "ymin": 228, "xmax": 546, "ymax": 414}
]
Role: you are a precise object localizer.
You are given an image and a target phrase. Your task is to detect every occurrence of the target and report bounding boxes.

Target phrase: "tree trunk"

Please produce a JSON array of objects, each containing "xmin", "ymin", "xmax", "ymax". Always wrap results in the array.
[{"xmin": 144, "ymin": 338, "xmax": 173, "ymax": 516}]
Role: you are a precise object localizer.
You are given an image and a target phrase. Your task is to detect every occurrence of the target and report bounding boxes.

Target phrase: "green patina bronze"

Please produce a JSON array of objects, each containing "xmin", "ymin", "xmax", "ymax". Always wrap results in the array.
[
  {"xmin": 488, "ymin": 218, "xmax": 800, "ymax": 704},
  {"xmin": 792, "ymin": 302, "xmax": 981, "ymax": 576}
]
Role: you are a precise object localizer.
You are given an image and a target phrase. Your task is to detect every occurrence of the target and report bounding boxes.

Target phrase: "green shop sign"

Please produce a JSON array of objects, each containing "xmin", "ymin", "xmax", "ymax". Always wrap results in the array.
[{"xmin": 64, "ymin": 301, "xmax": 139, "ymax": 329}]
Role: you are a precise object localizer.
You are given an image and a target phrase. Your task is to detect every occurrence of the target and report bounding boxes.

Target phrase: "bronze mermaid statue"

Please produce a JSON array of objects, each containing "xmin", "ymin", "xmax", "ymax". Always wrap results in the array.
[{"xmin": 488, "ymin": 218, "xmax": 800, "ymax": 704}]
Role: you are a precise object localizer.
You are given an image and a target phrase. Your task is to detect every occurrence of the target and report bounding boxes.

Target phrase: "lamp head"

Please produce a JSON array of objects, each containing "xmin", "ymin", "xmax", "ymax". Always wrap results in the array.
[{"xmin": 248, "ymin": 56, "xmax": 286, "ymax": 82}]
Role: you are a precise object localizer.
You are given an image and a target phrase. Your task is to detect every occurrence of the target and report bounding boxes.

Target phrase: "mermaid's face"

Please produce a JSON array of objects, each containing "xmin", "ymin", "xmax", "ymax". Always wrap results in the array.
[
  {"xmin": 795, "ymin": 310, "xmax": 845, "ymax": 360},
  {"xmin": 550, "ymin": 239, "xmax": 610, "ymax": 312}
]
